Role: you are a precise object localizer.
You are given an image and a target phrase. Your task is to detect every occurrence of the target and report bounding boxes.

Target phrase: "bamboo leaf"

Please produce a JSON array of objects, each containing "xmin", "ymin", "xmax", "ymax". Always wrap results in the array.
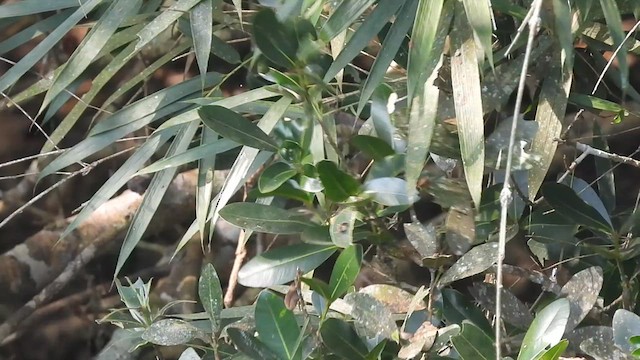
[
  {"xmin": 598, "ymin": 0, "xmax": 629, "ymax": 93},
  {"xmin": 0, "ymin": 0, "xmax": 92, "ymax": 18},
  {"xmin": 135, "ymin": 0, "xmax": 202, "ymax": 51},
  {"xmin": 320, "ymin": 0, "xmax": 377, "ymax": 42},
  {"xmin": 450, "ymin": 3, "xmax": 485, "ymax": 206},
  {"xmin": 461, "ymin": 0, "xmax": 494, "ymax": 68},
  {"xmin": 115, "ymin": 121, "xmax": 199, "ymax": 278},
  {"xmin": 190, "ymin": 0, "xmax": 215, "ymax": 87}
]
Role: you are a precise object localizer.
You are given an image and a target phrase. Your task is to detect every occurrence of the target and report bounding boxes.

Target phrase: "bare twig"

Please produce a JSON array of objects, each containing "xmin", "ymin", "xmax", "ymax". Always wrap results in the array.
[
  {"xmin": 497, "ymin": 0, "xmax": 543, "ymax": 357},
  {"xmin": 223, "ymin": 229, "xmax": 250, "ymax": 307},
  {"xmin": 592, "ymin": 19, "xmax": 640, "ymax": 95}
]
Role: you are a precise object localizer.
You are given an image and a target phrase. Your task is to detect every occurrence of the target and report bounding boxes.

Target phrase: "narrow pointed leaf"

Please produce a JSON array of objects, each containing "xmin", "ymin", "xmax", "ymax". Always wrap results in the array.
[
  {"xmin": 323, "ymin": 0, "xmax": 403, "ymax": 81},
  {"xmin": 135, "ymin": 0, "xmax": 202, "ymax": 51},
  {"xmin": 42, "ymin": 0, "xmax": 141, "ymax": 111},
  {"xmin": 190, "ymin": 0, "xmax": 214, "ymax": 87},
  {"xmin": 238, "ymin": 243, "xmax": 337, "ymax": 287},
  {"xmin": 199, "ymin": 105, "xmax": 280, "ymax": 151},
  {"xmin": 137, "ymin": 138, "xmax": 238, "ymax": 175},
  {"xmin": 541, "ymin": 183, "xmax": 613, "ymax": 234},
  {"xmin": 356, "ymin": 0, "xmax": 418, "ymax": 115},
  {"xmin": 320, "ymin": 0, "xmax": 376, "ymax": 42},
  {"xmin": 199, "ymin": 263, "xmax": 223, "ymax": 333},
  {"xmin": 0, "ymin": 0, "xmax": 93, "ymax": 17},
  {"xmin": 407, "ymin": 0, "xmax": 446, "ymax": 100},
  {"xmin": 450, "ymin": 2, "xmax": 485, "ymax": 207},
  {"xmin": 461, "ymin": 0, "xmax": 493, "ymax": 68},
  {"xmin": 599, "ymin": 0, "xmax": 629, "ymax": 93},
  {"xmin": 0, "ymin": 0, "xmax": 103, "ymax": 95},
  {"xmin": 253, "ymin": 9, "xmax": 297, "ymax": 66},
  {"xmin": 115, "ymin": 121, "xmax": 199, "ymax": 278}
]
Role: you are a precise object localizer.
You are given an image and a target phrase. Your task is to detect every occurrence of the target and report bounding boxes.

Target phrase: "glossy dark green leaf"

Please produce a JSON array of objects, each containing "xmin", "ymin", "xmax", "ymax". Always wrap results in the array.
[
  {"xmin": 238, "ymin": 243, "xmax": 337, "ymax": 287},
  {"xmin": 219, "ymin": 203, "xmax": 313, "ymax": 234},
  {"xmin": 317, "ymin": 161, "xmax": 361, "ymax": 202},
  {"xmin": 518, "ymin": 299, "xmax": 570, "ymax": 360},
  {"xmin": 441, "ymin": 288, "xmax": 493, "ymax": 336},
  {"xmin": 300, "ymin": 277, "xmax": 332, "ymax": 301},
  {"xmin": 329, "ymin": 244, "xmax": 362, "ymax": 301},
  {"xmin": 541, "ymin": 183, "xmax": 614, "ymax": 234},
  {"xmin": 351, "ymin": 135, "xmax": 395, "ymax": 161},
  {"xmin": 320, "ymin": 0, "xmax": 376, "ymax": 42},
  {"xmin": 142, "ymin": 319, "xmax": 199, "ymax": 346},
  {"xmin": 363, "ymin": 177, "xmax": 418, "ymax": 206},
  {"xmin": 199, "ymin": 263, "xmax": 223, "ymax": 333},
  {"xmin": 592, "ymin": 123, "xmax": 616, "ymax": 213},
  {"xmin": 568, "ymin": 93, "xmax": 629, "ymax": 113},
  {"xmin": 259, "ymin": 162, "xmax": 297, "ymax": 193},
  {"xmin": 356, "ymin": 0, "xmax": 418, "ymax": 114},
  {"xmin": 255, "ymin": 290, "xmax": 300, "ymax": 360},
  {"xmin": 199, "ymin": 105, "xmax": 279, "ymax": 152},
  {"xmin": 323, "ymin": 0, "xmax": 404, "ymax": 81},
  {"xmin": 253, "ymin": 9, "xmax": 297, "ymax": 66},
  {"xmin": 227, "ymin": 328, "xmax": 279, "ymax": 360},
  {"xmin": 329, "ymin": 207, "xmax": 358, "ymax": 248},
  {"xmin": 320, "ymin": 318, "xmax": 368, "ymax": 360},
  {"xmin": 450, "ymin": 321, "xmax": 496, "ymax": 360},
  {"xmin": 562, "ymin": 176, "xmax": 612, "ymax": 227}
]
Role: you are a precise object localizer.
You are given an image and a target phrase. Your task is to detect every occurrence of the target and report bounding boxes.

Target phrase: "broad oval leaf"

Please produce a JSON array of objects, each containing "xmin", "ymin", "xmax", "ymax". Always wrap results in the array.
[
  {"xmin": 320, "ymin": 318, "xmax": 368, "ymax": 360},
  {"xmin": 560, "ymin": 266, "xmax": 603, "ymax": 332},
  {"xmin": 255, "ymin": 290, "xmax": 300, "ymax": 360},
  {"xmin": 469, "ymin": 283, "xmax": 533, "ymax": 330},
  {"xmin": 219, "ymin": 203, "xmax": 313, "ymax": 234},
  {"xmin": 199, "ymin": 263, "xmax": 223, "ymax": 333},
  {"xmin": 518, "ymin": 298, "xmax": 570, "ymax": 360},
  {"xmin": 227, "ymin": 328, "xmax": 279, "ymax": 360},
  {"xmin": 613, "ymin": 309, "xmax": 640, "ymax": 354},
  {"xmin": 142, "ymin": 318, "xmax": 199, "ymax": 346},
  {"xmin": 363, "ymin": 177, "xmax": 418, "ymax": 206},
  {"xmin": 317, "ymin": 160, "xmax": 361, "ymax": 202},
  {"xmin": 259, "ymin": 162, "xmax": 297, "ymax": 193},
  {"xmin": 198, "ymin": 105, "xmax": 280, "ymax": 152},
  {"xmin": 238, "ymin": 243, "xmax": 337, "ymax": 287},
  {"xmin": 253, "ymin": 9, "xmax": 297, "ymax": 66},
  {"xmin": 541, "ymin": 183, "xmax": 613, "ymax": 234},
  {"xmin": 329, "ymin": 207, "xmax": 358, "ymax": 247},
  {"xmin": 343, "ymin": 292, "xmax": 397, "ymax": 341},
  {"xmin": 450, "ymin": 321, "xmax": 496, "ymax": 359},
  {"xmin": 351, "ymin": 135, "xmax": 395, "ymax": 161},
  {"xmin": 178, "ymin": 347, "xmax": 201, "ymax": 360},
  {"xmin": 439, "ymin": 242, "xmax": 498, "ymax": 285},
  {"xmin": 329, "ymin": 244, "xmax": 362, "ymax": 301}
]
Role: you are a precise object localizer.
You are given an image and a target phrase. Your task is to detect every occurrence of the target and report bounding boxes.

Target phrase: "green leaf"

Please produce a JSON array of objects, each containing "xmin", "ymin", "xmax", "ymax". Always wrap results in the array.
[
  {"xmin": 329, "ymin": 244, "xmax": 362, "ymax": 301},
  {"xmin": 0, "ymin": 0, "xmax": 103, "ymax": 95},
  {"xmin": 300, "ymin": 277, "xmax": 332, "ymax": 301},
  {"xmin": 135, "ymin": 0, "xmax": 202, "ymax": 51},
  {"xmin": 320, "ymin": 0, "xmax": 377, "ymax": 42},
  {"xmin": 227, "ymin": 328, "xmax": 279, "ymax": 360},
  {"xmin": 536, "ymin": 339, "xmax": 568, "ymax": 360},
  {"xmin": 323, "ymin": 0, "xmax": 404, "ymax": 81},
  {"xmin": 450, "ymin": 321, "xmax": 496, "ymax": 360},
  {"xmin": 461, "ymin": 0, "xmax": 493, "ymax": 68},
  {"xmin": 60, "ymin": 127, "xmax": 178, "ymax": 240},
  {"xmin": 190, "ymin": 0, "xmax": 214, "ymax": 87},
  {"xmin": 0, "ymin": 11, "xmax": 69, "ymax": 54},
  {"xmin": 441, "ymin": 288, "xmax": 493, "ymax": 336},
  {"xmin": 219, "ymin": 203, "xmax": 313, "ymax": 234},
  {"xmin": 238, "ymin": 243, "xmax": 337, "ymax": 287},
  {"xmin": 356, "ymin": 0, "xmax": 418, "ymax": 115},
  {"xmin": 0, "ymin": 0, "xmax": 92, "ymax": 17},
  {"xmin": 518, "ymin": 298, "xmax": 570, "ymax": 360},
  {"xmin": 407, "ymin": 0, "xmax": 446, "ymax": 100},
  {"xmin": 364, "ymin": 177, "xmax": 418, "ymax": 206},
  {"xmin": 198, "ymin": 105, "xmax": 280, "ymax": 152},
  {"xmin": 137, "ymin": 137, "xmax": 239, "ymax": 175},
  {"xmin": 199, "ymin": 264, "xmax": 223, "ymax": 333},
  {"xmin": 541, "ymin": 183, "xmax": 614, "ymax": 234},
  {"xmin": 613, "ymin": 309, "xmax": 640, "ymax": 354},
  {"xmin": 320, "ymin": 318, "xmax": 368, "ymax": 360},
  {"xmin": 351, "ymin": 135, "xmax": 395, "ymax": 161},
  {"xmin": 41, "ymin": 0, "xmax": 142, "ymax": 112},
  {"xmin": 439, "ymin": 242, "xmax": 498, "ymax": 285},
  {"xmin": 598, "ymin": 0, "xmax": 629, "ymax": 93},
  {"xmin": 562, "ymin": 177, "xmax": 612, "ymax": 227},
  {"xmin": 568, "ymin": 93, "xmax": 630, "ymax": 113},
  {"xmin": 317, "ymin": 161, "xmax": 361, "ymax": 202},
  {"xmin": 528, "ymin": 58, "xmax": 572, "ymax": 199},
  {"xmin": 253, "ymin": 8, "xmax": 297, "ymax": 66},
  {"xmin": 142, "ymin": 319, "xmax": 199, "ymax": 346},
  {"xmin": 449, "ymin": 2, "xmax": 485, "ymax": 207},
  {"xmin": 259, "ymin": 162, "xmax": 298, "ymax": 193},
  {"xmin": 343, "ymin": 293, "xmax": 397, "ymax": 340},
  {"xmin": 369, "ymin": 84, "xmax": 396, "ymax": 148},
  {"xmin": 115, "ymin": 121, "xmax": 199, "ymax": 278},
  {"xmin": 255, "ymin": 290, "xmax": 300, "ymax": 360},
  {"xmin": 329, "ymin": 207, "xmax": 358, "ymax": 248}
]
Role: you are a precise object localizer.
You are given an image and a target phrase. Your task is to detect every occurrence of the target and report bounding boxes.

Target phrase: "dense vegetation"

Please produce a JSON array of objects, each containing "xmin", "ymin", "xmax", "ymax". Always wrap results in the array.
[{"xmin": 1, "ymin": 0, "xmax": 640, "ymax": 359}]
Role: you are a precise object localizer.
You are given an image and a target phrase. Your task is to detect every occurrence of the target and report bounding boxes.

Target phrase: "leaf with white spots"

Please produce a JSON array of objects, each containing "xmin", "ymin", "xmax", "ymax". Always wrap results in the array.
[{"xmin": 439, "ymin": 242, "xmax": 498, "ymax": 285}]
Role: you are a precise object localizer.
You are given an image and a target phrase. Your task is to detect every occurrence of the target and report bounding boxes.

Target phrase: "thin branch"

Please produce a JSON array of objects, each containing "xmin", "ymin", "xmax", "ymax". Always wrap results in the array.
[
  {"xmin": 496, "ymin": 0, "xmax": 543, "ymax": 358},
  {"xmin": 592, "ymin": 19, "xmax": 640, "ymax": 95}
]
